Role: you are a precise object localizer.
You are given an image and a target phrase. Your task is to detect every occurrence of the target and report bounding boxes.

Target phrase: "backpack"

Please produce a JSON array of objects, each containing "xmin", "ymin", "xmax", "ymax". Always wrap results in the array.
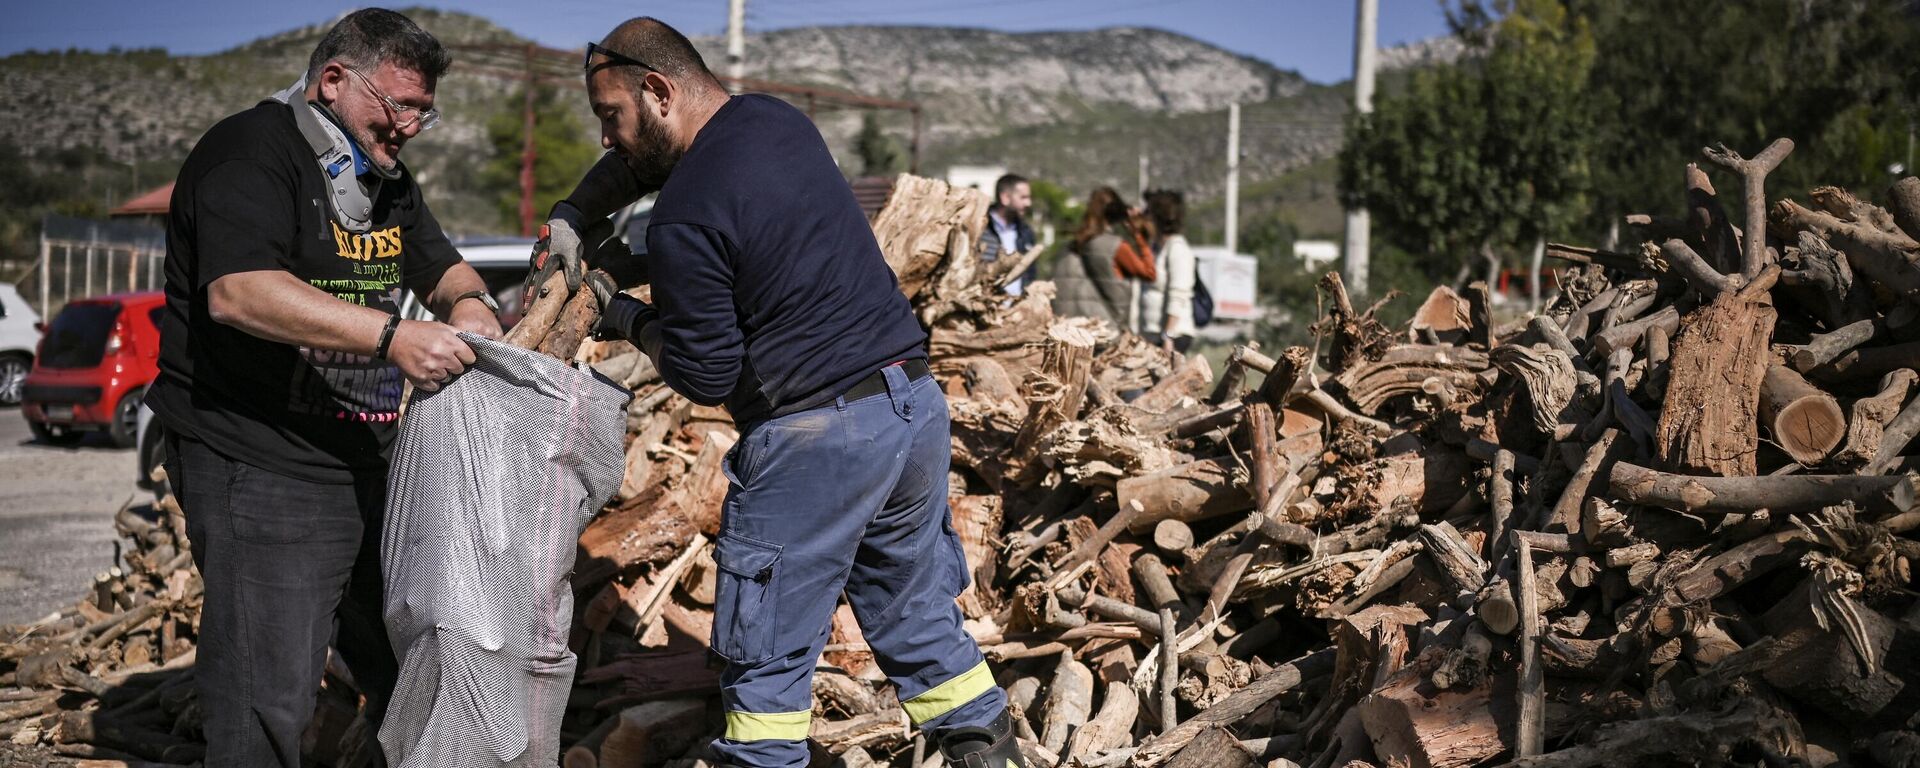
[{"xmin": 1192, "ymin": 274, "xmax": 1215, "ymax": 329}]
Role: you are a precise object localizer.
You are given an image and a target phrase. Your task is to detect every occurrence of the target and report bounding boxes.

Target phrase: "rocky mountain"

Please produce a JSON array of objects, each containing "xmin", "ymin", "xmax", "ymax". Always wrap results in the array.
[
  {"xmin": 0, "ymin": 9, "xmax": 1362, "ymax": 237},
  {"xmin": 696, "ymin": 25, "xmax": 1306, "ymax": 146}
]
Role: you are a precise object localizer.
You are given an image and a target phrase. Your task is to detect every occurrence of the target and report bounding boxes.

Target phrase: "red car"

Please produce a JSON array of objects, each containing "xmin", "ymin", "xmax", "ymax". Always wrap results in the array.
[{"xmin": 21, "ymin": 291, "xmax": 164, "ymax": 447}]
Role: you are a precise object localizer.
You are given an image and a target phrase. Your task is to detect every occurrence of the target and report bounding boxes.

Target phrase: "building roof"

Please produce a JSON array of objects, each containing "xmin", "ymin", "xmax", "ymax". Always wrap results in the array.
[{"xmin": 110, "ymin": 182, "xmax": 174, "ymax": 217}]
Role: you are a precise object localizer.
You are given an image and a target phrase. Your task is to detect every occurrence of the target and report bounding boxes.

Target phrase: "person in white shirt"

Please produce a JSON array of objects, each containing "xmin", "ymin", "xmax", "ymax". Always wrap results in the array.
[
  {"xmin": 978, "ymin": 173, "xmax": 1037, "ymax": 295},
  {"xmin": 1140, "ymin": 189, "xmax": 1197, "ymax": 351}
]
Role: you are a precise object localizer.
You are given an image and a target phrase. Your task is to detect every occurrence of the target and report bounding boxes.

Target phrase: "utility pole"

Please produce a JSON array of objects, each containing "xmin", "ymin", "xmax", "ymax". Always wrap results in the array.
[
  {"xmin": 518, "ymin": 44, "xmax": 538, "ymax": 237},
  {"xmin": 726, "ymin": 0, "xmax": 747, "ymax": 92},
  {"xmin": 1225, "ymin": 102, "xmax": 1240, "ymax": 254},
  {"xmin": 1344, "ymin": 0, "xmax": 1378, "ymax": 296}
]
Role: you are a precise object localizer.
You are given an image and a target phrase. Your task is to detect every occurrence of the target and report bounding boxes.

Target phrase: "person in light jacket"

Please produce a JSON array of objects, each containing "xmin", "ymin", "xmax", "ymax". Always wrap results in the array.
[{"xmin": 1140, "ymin": 189, "xmax": 1197, "ymax": 351}]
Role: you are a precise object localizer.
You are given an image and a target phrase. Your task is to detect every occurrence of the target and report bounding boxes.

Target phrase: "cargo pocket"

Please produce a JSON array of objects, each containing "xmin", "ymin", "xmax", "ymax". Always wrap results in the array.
[
  {"xmin": 939, "ymin": 516, "xmax": 972, "ymax": 598},
  {"xmin": 711, "ymin": 533, "xmax": 783, "ymax": 665}
]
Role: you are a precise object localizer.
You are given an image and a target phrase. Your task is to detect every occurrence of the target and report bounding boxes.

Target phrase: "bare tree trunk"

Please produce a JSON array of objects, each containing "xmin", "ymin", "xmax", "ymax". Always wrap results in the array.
[{"xmin": 1529, "ymin": 236, "xmax": 1546, "ymax": 310}]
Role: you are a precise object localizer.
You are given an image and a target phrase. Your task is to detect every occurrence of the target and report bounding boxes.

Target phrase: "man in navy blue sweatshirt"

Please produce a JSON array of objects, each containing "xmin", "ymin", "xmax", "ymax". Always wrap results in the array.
[{"xmin": 532, "ymin": 17, "xmax": 1024, "ymax": 768}]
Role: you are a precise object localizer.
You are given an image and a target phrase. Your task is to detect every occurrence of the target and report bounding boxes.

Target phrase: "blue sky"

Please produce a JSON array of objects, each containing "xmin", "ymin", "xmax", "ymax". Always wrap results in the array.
[{"xmin": 0, "ymin": 1, "xmax": 1454, "ymax": 84}]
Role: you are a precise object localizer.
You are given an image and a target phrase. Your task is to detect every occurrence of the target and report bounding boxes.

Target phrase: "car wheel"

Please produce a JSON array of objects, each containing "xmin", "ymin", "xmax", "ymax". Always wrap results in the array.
[
  {"xmin": 30, "ymin": 420, "xmax": 83, "ymax": 446},
  {"xmin": 106, "ymin": 389, "xmax": 143, "ymax": 449},
  {"xmin": 0, "ymin": 353, "xmax": 27, "ymax": 406}
]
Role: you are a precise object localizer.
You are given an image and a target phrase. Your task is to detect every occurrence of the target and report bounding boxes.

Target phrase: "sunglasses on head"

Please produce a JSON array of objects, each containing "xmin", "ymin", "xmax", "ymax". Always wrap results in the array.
[{"xmin": 584, "ymin": 42, "xmax": 659, "ymax": 74}]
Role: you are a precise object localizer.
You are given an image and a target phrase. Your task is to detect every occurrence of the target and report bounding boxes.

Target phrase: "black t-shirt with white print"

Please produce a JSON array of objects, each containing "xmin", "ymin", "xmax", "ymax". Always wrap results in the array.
[{"xmin": 147, "ymin": 101, "xmax": 461, "ymax": 484}]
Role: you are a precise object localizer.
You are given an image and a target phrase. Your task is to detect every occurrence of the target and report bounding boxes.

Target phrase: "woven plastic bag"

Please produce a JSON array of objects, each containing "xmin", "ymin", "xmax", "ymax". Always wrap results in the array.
[{"xmin": 379, "ymin": 333, "xmax": 629, "ymax": 767}]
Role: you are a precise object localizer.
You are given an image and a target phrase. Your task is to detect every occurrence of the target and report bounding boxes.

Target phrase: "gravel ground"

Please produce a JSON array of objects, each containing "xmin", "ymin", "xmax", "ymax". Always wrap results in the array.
[{"xmin": 0, "ymin": 408, "xmax": 146, "ymax": 625}]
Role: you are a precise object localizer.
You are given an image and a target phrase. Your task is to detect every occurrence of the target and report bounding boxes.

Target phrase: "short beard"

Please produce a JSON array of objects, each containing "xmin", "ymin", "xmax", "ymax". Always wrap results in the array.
[
  {"xmin": 622, "ymin": 110, "xmax": 682, "ymax": 188},
  {"xmin": 346, "ymin": 123, "xmax": 399, "ymax": 173}
]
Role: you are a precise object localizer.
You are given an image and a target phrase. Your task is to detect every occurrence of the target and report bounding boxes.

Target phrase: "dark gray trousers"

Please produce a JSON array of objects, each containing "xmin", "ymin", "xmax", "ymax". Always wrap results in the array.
[{"xmin": 167, "ymin": 433, "xmax": 396, "ymax": 768}]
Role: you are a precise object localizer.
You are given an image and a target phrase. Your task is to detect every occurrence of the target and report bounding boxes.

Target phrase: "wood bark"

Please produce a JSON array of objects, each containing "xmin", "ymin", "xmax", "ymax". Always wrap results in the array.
[
  {"xmin": 1007, "ymin": 322, "xmax": 1097, "ymax": 486},
  {"xmin": 1129, "ymin": 648, "xmax": 1334, "ymax": 767},
  {"xmin": 1357, "ymin": 649, "xmax": 1506, "ymax": 768},
  {"xmin": 1839, "ymin": 369, "xmax": 1918, "ymax": 467},
  {"xmin": 1041, "ymin": 650, "xmax": 1095, "ymax": 756},
  {"xmin": 1774, "ymin": 198, "xmax": 1920, "ymax": 298},
  {"xmin": 504, "ymin": 270, "xmax": 570, "ymax": 350},
  {"xmin": 1610, "ymin": 461, "xmax": 1910, "ymax": 515},
  {"xmin": 1119, "ymin": 458, "xmax": 1253, "ymax": 533},
  {"xmin": 1654, "ymin": 266, "xmax": 1779, "ymax": 476}
]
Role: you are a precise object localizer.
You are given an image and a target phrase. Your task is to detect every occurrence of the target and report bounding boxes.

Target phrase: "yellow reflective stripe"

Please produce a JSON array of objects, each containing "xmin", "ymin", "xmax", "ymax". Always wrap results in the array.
[
  {"xmin": 902, "ymin": 661, "xmax": 996, "ymax": 724},
  {"xmin": 724, "ymin": 709, "xmax": 812, "ymax": 742}
]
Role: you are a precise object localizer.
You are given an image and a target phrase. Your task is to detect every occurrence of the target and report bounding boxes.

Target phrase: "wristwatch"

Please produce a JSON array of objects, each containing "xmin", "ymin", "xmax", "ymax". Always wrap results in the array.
[{"xmin": 453, "ymin": 290, "xmax": 500, "ymax": 313}]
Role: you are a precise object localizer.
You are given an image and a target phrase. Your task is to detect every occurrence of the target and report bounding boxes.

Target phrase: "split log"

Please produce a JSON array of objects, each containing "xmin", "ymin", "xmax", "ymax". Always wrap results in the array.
[
  {"xmin": 1133, "ymin": 354, "xmax": 1214, "ymax": 414},
  {"xmin": 1040, "ymin": 651, "xmax": 1094, "ymax": 756},
  {"xmin": 592, "ymin": 698, "xmax": 708, "ymax": 768},
  {"xmin": 1838, "ymin": 369, "xmax": 1918, "ymax": 467},
  {"xmin": 1161, "ymin": 726, "xmax": 1257, "ymax": 768},
  {"xmin": 871, "ymin": 174, "xmax": 989, "ymax": 300},
  {"xmin": 1759, "ymin": 364, "xmax": 1846, "ymax": 465},
  {"xmin": 1066, "ymin": 681, "xmax": 1140, "ymax": 758},
  {"xmin": 1654, "ymin": 266, "xmax": 1779, "ymax": 476},
  {"xmin": 577, "ymin": 431, "xmax": 734, "ymax": 587},
  {"xmin": 1356, "ymin": 647, "xmax": 1505, "ymax": 768},
  {"xmin": 1006, "ymin": 322, "xmax": 1097, "ymax": 486}
]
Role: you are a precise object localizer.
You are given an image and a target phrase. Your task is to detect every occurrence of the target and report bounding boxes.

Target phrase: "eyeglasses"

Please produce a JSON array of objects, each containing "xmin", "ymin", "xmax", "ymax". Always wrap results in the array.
[
  {"xmin": 584, "ymin": 42, "xmax": 659, "ymax": 75},
  {"xmin": 344, "ymin": 67, "xmax": 440, "ymax": 132}
]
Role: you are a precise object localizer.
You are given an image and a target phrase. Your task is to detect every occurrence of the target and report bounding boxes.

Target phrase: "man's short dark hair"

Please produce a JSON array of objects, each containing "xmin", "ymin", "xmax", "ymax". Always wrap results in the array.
[
  {"xmin": 307, "ymin": 9, "xmax": 451, "ymax": 85},
  {"xmin": 599, "ymin": 17, "xmax": 724, "ymax": 95},
  {"xmin": 994, "ymin": 174, "xmax": 1028, "ymax": 199}
]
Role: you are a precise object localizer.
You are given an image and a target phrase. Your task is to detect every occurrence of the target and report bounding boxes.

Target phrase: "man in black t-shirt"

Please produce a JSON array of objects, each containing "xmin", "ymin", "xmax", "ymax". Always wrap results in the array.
[
  {"xmin": 528, "ymin": 17, "xmax": 1024, "ymax": 768},
  {"xmin": 146, "ymin": 9, "xmax": 498, "ymax": 766}
]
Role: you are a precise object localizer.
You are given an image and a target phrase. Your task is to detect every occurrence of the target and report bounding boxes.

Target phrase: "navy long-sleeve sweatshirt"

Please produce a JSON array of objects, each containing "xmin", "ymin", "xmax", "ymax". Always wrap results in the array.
[{"xmin": 616, "ymin": 95, "xmax": 926, "ymax": 426}]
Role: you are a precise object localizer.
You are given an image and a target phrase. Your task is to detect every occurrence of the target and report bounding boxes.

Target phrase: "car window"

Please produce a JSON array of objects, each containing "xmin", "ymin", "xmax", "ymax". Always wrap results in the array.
[{"xmin": 40, "ymin": 303, "xmax": 121, "ymax": 369}]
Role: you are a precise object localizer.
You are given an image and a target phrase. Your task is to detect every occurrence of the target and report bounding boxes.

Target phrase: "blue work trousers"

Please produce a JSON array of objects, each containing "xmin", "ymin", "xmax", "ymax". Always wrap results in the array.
[{"xmin": 709, "ymin": 364, "xmax": 1005, "ymax": 767}]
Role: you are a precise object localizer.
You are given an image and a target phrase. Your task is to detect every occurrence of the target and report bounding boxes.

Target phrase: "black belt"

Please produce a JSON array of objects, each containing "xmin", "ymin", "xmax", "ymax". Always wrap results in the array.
[{"xmin": 841, "ymin": 358, "xmax": 931, "ymax": 402}]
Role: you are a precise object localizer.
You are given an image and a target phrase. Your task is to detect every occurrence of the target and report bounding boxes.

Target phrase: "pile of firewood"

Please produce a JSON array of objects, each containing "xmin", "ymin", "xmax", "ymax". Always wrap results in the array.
[
  {"xmin": 12, "ymin": 150, "xmax": 1920, "ymax": 767},
  {"xmin": 0, "ymin": 486, "xmax": 214, "ymax": 765}
]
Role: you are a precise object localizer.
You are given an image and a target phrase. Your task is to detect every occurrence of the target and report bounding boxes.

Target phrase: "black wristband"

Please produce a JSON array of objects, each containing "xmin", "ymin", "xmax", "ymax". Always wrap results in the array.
[{"xmin": 374, "ymin": 315, "xmax": 400, "ymax": 360}]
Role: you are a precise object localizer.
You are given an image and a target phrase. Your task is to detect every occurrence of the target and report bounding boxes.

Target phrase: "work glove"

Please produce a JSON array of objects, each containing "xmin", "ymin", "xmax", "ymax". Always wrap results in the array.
[
  {"xmin": 589, "ymin": 273, "xmax": 648, "ymax": 342},
  {"xmin": 524, "ymin": 202, "xmax": 590, "ymax": 309}
]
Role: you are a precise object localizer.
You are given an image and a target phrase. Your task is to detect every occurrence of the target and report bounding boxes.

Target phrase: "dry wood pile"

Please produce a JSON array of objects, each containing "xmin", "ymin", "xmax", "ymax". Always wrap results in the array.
[{"xmin": 12, "ymin": 154, "xmax": 1920, "ymax": 768}]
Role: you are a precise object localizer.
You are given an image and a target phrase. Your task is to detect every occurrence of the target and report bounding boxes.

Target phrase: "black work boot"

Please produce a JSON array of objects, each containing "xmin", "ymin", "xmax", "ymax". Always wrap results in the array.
[{"xmin": 937, "ymin": 710, "xmax": 1027, "ymax": 768}]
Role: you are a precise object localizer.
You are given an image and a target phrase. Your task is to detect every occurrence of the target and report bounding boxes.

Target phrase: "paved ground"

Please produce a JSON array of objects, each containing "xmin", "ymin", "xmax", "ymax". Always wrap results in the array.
[{"xmin": 0, "ymin": 407, "xmax": 146, "ymax": 626}]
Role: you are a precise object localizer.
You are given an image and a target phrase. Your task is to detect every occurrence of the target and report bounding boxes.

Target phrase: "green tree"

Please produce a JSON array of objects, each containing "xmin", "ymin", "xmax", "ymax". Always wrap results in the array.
[
  {"xmin": 1562, "ymin": 0, "xmax": 1920, "ymax": 227},
  {"xmin": 1338, "ymin": 0, "xmax": 1596, "ymax": 286},
  {"xmin": 480, "ymin": 87, "xmax": 602, "ymax": 233},
  {"xmin": 854, "ymin": 112, "xmax": 904, "ymax": 176}
]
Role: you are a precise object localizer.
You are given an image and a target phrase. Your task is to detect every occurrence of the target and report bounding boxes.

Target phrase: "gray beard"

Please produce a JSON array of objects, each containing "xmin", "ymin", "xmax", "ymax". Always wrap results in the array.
[{"xmin": 345, "ymin": 122, "xmax": 401, "ymax": 177}]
